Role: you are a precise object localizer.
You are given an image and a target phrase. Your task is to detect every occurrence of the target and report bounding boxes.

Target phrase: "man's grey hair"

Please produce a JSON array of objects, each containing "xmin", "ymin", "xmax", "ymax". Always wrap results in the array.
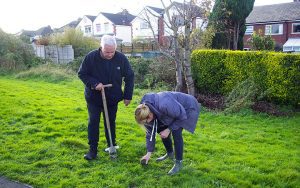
[{"xmin": 101, "ymin": 35, "xmax": 117, "ymax": 49}]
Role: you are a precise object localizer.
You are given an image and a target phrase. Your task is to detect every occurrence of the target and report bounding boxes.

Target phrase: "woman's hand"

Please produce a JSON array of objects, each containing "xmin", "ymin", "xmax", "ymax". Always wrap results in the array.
[
  {"xmin": 160, "ymin": 128, "xmax": 171, "ymax": 139},
  {"xmin": 140, "ymin": 152, "xmax": 152, "ymax": 165}
]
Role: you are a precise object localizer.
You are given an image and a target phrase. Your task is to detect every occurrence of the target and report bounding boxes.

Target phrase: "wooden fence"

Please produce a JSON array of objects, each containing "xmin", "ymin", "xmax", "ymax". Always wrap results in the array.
[{"xmin": 117, "ymin": 43, "xmax": 158, "ymax": 53}]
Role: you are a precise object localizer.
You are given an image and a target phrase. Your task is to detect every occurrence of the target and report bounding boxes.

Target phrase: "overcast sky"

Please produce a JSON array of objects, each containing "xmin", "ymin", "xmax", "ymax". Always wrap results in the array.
[{"xmin": 0, "ymin": 0, "xmax": 293, "ymax": 34}]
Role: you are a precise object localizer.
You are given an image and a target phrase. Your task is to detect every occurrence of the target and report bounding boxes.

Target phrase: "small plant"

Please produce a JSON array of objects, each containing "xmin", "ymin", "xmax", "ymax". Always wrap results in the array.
[
  {"xmin": 247, "ymin": 30, "xmax": 275, "ymax": 51},
  {"xmin": 224, "ymin": 77, "xmax": 263, "ymax": 113}
]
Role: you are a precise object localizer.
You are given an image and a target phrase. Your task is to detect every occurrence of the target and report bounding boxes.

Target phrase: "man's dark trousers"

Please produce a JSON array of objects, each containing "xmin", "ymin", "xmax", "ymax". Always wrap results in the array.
[{"xmin": 87, "ymin": 102, "xmax": 118, "ymax": 149}]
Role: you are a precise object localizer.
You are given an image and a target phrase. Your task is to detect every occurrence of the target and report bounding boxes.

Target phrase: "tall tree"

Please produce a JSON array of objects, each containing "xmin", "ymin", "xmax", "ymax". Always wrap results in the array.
[{"xmin": 209, "ymin": 0, "xmax": 255, "ymax": 50}]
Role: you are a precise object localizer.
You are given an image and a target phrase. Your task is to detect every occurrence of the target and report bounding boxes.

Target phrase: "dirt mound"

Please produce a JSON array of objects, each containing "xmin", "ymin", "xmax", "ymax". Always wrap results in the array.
[
  {"xmin": 196, "ymin": 93, "xmax": 293, "ymax": 116},
  {"xmin": 251, "ymin": 101, "xmax": 289, "ymax": 116},
  {"xmin": 196, "ymin": 94, "xmax": 225, "ymax": 110}
]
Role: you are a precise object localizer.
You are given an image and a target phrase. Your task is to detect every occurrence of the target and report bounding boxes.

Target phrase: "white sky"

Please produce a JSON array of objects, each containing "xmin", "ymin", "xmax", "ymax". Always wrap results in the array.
[{"xmin": 0, "ymin": 0, "xmax": 293, "ymax": 34}]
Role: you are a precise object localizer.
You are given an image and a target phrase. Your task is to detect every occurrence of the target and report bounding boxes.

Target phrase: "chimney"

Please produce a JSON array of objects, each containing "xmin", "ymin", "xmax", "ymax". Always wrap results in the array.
[{"xmin": 122, "ymin": 9, "xmax": 129, "ymax": 15}]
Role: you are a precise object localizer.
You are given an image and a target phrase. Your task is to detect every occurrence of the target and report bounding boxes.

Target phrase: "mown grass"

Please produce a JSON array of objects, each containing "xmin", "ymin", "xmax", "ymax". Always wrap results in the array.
[{"xmin": 0, "ymin": 76, "xmax": 299, "ymax": 187}]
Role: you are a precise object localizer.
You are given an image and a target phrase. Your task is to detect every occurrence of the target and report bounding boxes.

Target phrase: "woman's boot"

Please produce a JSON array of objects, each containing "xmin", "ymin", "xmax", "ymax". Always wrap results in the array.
[
  {"xmin": 156, "ymin": 152, "xmax": 174, "ymax": 162},
  {"xmin": 167, "ymin": 160, "xmax": 183, "ymax": 175}
]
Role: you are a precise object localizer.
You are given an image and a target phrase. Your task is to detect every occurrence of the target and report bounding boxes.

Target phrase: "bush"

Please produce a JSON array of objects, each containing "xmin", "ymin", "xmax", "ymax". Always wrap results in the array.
[
  {"xmin": 129, "ymin": 56, "xmax": 175, "ymax": 90},
  {"xmin": 224, "ymin": 77, "xmax": 261, "ymax": 113},
  {"xmin": 247, "ymin": 31, "xmax": 275, "ymax": 51},
  {"xmin": 191, "ymin": 50, "xmax": 300, "ymax": 106},
  {"xmin": 191, "ymin": 50, "xmax": 227, "ymax": 94},
  {"xmin": 67, "ymin": 56, "xmax": 84, "ymax": 72},
  {"xmin": 50, "ymin": 28, "xmax": 98, "ymax": 58},
  {"xmin": 223, "ymin": 51, "xmax": 267, "ymax": 93},
  {"xmin": 264, "ymin": 53, "xmax": 300, "ymax": 105},
  {"xmin": 0, "ymin": 29, "xmax": 43, "ymax": 71}
]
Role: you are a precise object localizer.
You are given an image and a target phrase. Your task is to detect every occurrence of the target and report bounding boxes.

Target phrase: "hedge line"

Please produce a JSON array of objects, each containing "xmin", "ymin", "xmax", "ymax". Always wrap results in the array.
[{"xmin": 191, "ymin": 50, "xmax": 300, "ymax": 106}]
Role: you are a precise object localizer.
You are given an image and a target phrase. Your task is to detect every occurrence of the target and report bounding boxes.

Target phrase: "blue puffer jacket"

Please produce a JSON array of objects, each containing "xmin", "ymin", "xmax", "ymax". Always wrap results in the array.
[
  {"xmin": 141, "ymin": 91, "xmax": 200, "ymax": 133},
  {"xmin": 141, "ymin": 92, "xmax": 201, "ymax": 152}
]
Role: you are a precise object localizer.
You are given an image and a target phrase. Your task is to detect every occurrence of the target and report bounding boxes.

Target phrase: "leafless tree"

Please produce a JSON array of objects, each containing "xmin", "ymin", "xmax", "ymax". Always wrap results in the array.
[{"xmin": 139, "ymin": 0, "xmax": 212, "ymax": 95}]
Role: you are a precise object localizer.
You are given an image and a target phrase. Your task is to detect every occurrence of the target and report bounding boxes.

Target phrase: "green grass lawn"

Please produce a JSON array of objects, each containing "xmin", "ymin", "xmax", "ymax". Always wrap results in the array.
[{"xmin": 0, "ymin": 77, "xmax": 299, "ymax": 187}]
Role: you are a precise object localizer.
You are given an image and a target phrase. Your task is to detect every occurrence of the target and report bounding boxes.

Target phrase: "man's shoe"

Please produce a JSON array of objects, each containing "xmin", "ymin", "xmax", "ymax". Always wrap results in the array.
[
  {"xmin": 167, "ymin": 160, "xmax": 183, "ymax": 175},
  {"xmin": 84, "ymin": 150, "xmax": 97, "ymax": 160},
  {"xmin": 156, "ymin": 152, "xmax": 174, "ymax": 162},
  {"xmin": 104, "ymin": 145, "xmax": 119, "ymax": 152}
]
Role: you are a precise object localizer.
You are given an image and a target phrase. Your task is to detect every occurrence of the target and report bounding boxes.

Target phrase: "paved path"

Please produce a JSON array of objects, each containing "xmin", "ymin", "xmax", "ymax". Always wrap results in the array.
[{"xmin": 0, "ymin": 176, "xmax": 32, "ymax": 188}]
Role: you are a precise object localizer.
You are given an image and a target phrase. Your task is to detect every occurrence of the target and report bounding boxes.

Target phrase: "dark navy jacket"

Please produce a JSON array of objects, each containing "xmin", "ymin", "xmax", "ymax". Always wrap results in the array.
[
  {"xmin": 141, "ymin": 92, "xmax": 201, "ymax": 152},
  {"xmin": 78, "ymin": 48, "xmax": 134, "ymax": 106}
]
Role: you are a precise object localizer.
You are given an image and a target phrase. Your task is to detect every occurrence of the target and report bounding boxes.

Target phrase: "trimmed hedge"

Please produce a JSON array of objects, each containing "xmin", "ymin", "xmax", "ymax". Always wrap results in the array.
[
  {"xmin": 191, "ymin": 50, "xmax": 227, "ymax": 94},
  {"xmin": 191, "ymin": 50, "xmax": 300, "ymax": 106}
]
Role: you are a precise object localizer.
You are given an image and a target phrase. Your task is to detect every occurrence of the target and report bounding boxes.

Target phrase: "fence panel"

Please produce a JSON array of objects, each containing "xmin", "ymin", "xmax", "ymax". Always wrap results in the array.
[{"xmin": 32, "ymin": 44, "xmax": 74, "ymax": 64}]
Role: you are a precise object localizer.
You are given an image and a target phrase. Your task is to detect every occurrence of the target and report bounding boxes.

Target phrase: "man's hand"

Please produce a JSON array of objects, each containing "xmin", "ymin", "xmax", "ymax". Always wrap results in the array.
[
  {"xmin": 160, "ymin": 128, "xmax": 171, "ymax": 139},
  {"xmin": 95, "ymin": 83, "xmax": 103, "ymax": 91},
  {"xmin": 124, "ymin": 99, "xmax": 131, "ymax": 106}
]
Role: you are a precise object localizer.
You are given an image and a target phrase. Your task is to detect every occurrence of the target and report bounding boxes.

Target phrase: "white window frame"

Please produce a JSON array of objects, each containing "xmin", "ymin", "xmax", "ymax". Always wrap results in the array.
[
  {"xmin": 104, "ymin": 23, "xmax": 109, "ymax": 33},
  {"xmin": 140, "ymin": 21, "xmax": 149, "ymax": 29},
  {"xmin": 245, "ymin": 26, "xmax": 254, "ymax": 35},
  {"xmin": 292, "ymin": 23, "xmax": 300, "ymax": 34},
  {"xmin": 265, "ymin": 24, "xmax": 283, "ymax": 35},
  {"xmin": 96, "ymin": 24, "xmax": 101, "ymax": 32},
  {"xmin": 84, "ymin": 25, "xmax": 92, "ymax": 34}
]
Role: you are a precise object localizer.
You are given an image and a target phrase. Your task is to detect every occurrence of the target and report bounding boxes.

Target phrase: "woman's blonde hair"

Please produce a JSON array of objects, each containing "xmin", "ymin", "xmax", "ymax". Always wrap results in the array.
[{"xmin": 135, "ymin": 103, "xmax": 150, "ymax": 124}]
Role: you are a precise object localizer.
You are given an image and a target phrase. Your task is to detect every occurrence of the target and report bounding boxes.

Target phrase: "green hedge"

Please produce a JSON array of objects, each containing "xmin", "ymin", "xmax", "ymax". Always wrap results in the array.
[
  {"xmin": 191, "ymin": 50, "xmax": 300, "ymax": 106},
  {"xmin": 191, "ymin": 50, "xmax": 227, "ymax": 94}
]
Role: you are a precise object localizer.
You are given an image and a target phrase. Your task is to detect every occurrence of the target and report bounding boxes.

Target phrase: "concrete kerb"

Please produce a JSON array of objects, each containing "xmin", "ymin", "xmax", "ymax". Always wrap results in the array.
[{"xmin": 0, "ymin": 176, "xmax": 32, "ymax": 188}]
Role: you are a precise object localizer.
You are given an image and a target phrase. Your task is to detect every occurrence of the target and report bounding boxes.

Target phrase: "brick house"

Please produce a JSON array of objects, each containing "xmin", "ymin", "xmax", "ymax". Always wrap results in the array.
[{"xmin": 243, "ymin": 1, "xmax": 300, "ymax": 52}]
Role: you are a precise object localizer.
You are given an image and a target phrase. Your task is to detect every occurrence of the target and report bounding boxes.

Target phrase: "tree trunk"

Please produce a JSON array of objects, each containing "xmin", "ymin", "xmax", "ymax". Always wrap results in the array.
[
  {"xmin": 183, "ymin": 21, "xmax": 195, "ymax": 96},
  {"xmin": 233, "ymin": 22, "xmax": 240, "ymax": 50},
  {"xmin": 174, "ymin": 33, "xmax": 183, "ymax": 92}
]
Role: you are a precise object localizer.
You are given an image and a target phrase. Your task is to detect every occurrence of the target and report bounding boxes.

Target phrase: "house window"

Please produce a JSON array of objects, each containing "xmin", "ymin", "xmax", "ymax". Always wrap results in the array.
[
  {"xmin": 292, "ymin": 23, "xmax": 300, "ymax": 33},
  {"xmin": 140, "ymin": 21, "xmax": 149, "ymax": 29},
  {"xmin": 104, "ymin": 23, "xmax": 109, "ymax": 33},
  {"xmin": 265, "ymin": 24, "xmax": 283, "ymax": 35},
  {"xmin": 96, "ymin": 24, "xmax": 101, "ymax": 32},
  {"xmin": 245, "ymin": 26, "xmax": 254, "ymax": 35},
  {"xmin": 85, "ymin": 25, "xmax": 92, "ymax": 34},
  {"xmin": 172, "ymin": 15, "xmax": 184, "ymax": 26}
]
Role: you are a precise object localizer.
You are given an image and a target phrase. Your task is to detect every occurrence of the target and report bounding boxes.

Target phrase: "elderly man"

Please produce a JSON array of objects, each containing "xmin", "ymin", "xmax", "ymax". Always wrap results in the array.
[{"xmin": 78, "ymin": 35, "xmax": 134, "ymax": 160}]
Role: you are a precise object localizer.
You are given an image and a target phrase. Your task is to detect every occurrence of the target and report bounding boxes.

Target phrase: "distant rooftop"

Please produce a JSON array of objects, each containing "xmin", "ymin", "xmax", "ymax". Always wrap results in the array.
[
  {"xmin": 246, "ymin": 2, "xmax": 300, "ymax": 24},
  {"xmin": 101, "ymin": 10, "xmax": 135, "ymax": 26}
]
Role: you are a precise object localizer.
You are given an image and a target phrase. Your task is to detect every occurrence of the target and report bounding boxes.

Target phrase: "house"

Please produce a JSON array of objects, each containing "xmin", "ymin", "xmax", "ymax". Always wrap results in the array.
[
  {"xmin": 244, "ymin": 1, "xmax": 300, "ymax": 52},
  {"xmin": 16, "ymin": 25, "xmax": 53, "ymax": 42},
  {"xmin": 93, "ymin": 9, "xmax": 135, "ymax": 43},
  {"xmin": 76, "ymin": 15, "xmax": 97, "ymax": 37},
  {"xmin": 163, "ymin": 2, "xmax": 204, "ymax": 35},
  {"xmin": 55, "ymin": 18, "xmax": 82, "ymax": 33},
  {"xmin": 131, "ymin": 2, "xmax": 204, "ymax": 46},
  {"xmin": 131, "ymin": 6, "xmax": 164, "ymax": 44}
]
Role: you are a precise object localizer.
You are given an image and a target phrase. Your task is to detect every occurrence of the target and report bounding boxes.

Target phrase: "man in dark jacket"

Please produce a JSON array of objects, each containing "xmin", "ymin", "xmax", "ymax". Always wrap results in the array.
[
  {"xmin": 78, "ymin": 35, "xmax": 134, "ymax": 160},
  {"xmin": 135, "ymin": 91, "xmax": 201, "ymax": 175}
]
